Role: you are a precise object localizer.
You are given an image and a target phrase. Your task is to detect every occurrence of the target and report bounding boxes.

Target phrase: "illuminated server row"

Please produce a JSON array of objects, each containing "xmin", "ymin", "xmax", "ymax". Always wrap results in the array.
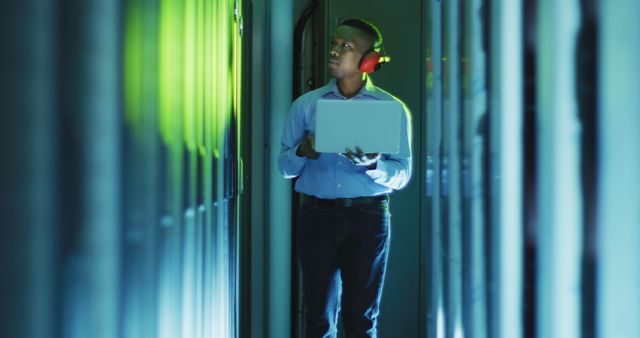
[{"xmin": 2, "ymin": 1, "xmax": 247, "ymax": 338}]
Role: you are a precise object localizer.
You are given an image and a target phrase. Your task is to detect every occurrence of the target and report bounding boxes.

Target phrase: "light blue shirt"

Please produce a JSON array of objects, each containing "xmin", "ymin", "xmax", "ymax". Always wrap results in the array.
[{"xmin": 278, "ymin": 77, "xmax": 413, "ymax": 199}]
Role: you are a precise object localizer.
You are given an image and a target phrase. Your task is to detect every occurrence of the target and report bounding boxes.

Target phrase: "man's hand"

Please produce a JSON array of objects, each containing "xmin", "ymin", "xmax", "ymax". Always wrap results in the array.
[
  {"xmin": 296, "ymin": 135, "xmax": 320, "ymax": 160},
  {"xmin": 342, "ymin": 146, "xmax": 380, "ymax": 169}
]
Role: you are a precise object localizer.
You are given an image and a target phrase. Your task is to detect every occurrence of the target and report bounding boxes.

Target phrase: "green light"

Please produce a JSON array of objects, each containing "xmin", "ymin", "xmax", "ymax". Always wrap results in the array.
[
  {"xmin": 233, "ymin": 0, "xmax": 243, "ymax": 191},
  {"xmin": 158, "ymin": 0, "xmax": 184, "ymax": 147},
  {"xmin": 183, "ymin": 0, "xmax": 196, "ymax": 152},
  {"xmin": 126, "ymin": 0, "xmax": 242, "ymax": 153},
  {"xmin": 122, "ymin": 2, "xmax": 243, "ymax": 337},
  {"xmin": 123, "ymin": 1, "xmax": 145, "ymax": 135}
]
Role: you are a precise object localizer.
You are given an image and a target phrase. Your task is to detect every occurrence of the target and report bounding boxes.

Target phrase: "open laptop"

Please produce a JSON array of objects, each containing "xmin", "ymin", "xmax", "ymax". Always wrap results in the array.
[{"xmin": 314, "ymin": 99, "xmax": 402, "ymax": 154}]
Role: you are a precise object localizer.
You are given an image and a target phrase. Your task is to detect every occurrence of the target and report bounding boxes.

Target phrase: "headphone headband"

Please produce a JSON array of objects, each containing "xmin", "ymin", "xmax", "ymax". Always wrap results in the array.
[
  {"xmin": 339, "ymin": 18, "xmax": 390, "ymax": 73},
  {"xmin": 339, "ymin": 18, "xmax": 383, "ymax": 52}
]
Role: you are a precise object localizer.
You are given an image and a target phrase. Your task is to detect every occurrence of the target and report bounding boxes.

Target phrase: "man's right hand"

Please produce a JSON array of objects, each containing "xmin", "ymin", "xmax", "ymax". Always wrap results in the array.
[{"xmin": 296, "ymin": 135, "xmax": 320, "ymax": 160}]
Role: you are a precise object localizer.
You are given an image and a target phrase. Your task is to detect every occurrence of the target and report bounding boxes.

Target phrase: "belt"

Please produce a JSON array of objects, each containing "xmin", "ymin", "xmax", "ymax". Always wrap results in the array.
[{"xmin": 301, "ymin": 193, "xmax": 388, "ymax": 208}]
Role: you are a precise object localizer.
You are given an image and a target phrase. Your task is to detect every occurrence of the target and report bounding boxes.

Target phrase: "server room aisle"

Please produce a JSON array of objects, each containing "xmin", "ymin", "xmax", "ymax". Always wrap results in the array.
[{"xmin": 2, "ymin": 1, "xmax": 640, "ymax": 338}]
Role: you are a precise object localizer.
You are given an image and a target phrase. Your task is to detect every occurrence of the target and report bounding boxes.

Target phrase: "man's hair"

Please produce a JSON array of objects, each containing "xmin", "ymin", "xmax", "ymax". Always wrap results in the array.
[{"xmin": 340, "ymin": 18, "xmax": 383, "ymax": 51}]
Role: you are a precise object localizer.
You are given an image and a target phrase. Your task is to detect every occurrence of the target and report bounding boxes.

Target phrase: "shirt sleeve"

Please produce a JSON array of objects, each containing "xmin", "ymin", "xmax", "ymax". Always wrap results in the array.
[
  {"xmin": 278, "ymin": 98, "xmax": 308, "ymax": 178},
  {"xmin": 365, "ymin": 102, "xmax": 413, "ymax": 190}
]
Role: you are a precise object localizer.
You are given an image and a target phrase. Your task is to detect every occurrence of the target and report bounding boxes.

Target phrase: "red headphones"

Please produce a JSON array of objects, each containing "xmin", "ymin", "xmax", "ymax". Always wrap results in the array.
[{"xmin": 359, "ymin": 47, "xmax": 391, "ymax": 74}]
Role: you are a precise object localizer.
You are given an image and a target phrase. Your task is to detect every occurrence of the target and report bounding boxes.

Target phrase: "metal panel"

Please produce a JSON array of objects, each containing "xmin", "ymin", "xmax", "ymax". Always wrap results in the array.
[
  {"xmin": 461, "ymin": 0, "xmax": 488, "ymax": 337},
  {"xmin": 598, "ymin": 1, "xmax": 640, "ymax": 337},
  {"xmin": 490, "ymin": 0, "xmax": 524, "ymax": 337},
  {"xmin": 443, "ymin": 0, "xmax": 464, "ymax": 337},
  {"xmin": 57, "ymin": 1, "xmax": 122, "ymax": 337},
  {"xmin": 0, "ymin": 1, "xmax": 57, "ymax": 337},
  {"xmin": 268, "ymin": 0, "xmax": 294, "ymax": 337},
  {"xmin": 536, "ymin": 0, "xmax": 583, "ymax": 337},
  {"xmin": 249, "ymin": 0, "xmax": 269, "ymax": 336},
  {"xmin": 425, "ymin": 1, "xmax": 444, "ymax": 337}
]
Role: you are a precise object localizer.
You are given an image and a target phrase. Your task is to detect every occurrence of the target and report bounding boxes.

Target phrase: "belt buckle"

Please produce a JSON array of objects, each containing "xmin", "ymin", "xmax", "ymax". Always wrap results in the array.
[{"xmin": 343, "ymin": 198, "xmax": 354, "ymax": 208}]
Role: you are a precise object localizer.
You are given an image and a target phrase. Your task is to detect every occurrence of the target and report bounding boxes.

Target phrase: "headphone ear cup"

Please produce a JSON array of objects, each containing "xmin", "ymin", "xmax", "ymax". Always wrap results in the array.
[{"xmin": 359, "ymin": 51, "xmax": 382, "ymax": 74}]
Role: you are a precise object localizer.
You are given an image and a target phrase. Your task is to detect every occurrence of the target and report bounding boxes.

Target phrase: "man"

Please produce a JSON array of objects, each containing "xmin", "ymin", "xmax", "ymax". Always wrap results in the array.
[{"xmin": 279, "ymin": 18, "xmax": 412, "ymax": 338}]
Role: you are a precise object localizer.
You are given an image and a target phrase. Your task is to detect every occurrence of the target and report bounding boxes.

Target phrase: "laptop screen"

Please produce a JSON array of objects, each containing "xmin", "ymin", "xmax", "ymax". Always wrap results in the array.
[{"xmin": 314, "ymin": 99, "xmax": 402, "ymax": 154}]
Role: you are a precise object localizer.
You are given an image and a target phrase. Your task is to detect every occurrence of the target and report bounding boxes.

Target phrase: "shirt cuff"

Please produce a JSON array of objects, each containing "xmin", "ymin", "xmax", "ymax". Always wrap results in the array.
[
  {"xmin": 365, "ymin": 158, "xmax": 389, "ymax": 182},
  {"xmin": 288, "ymin": 144, "xmax": 307, "ymax": 165}
]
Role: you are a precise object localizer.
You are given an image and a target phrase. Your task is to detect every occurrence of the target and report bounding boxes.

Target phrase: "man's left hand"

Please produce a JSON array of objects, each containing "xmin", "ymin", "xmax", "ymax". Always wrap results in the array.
[{"xmin": 342, "ymin": 146, "xmax": 380, "ymax": 169}]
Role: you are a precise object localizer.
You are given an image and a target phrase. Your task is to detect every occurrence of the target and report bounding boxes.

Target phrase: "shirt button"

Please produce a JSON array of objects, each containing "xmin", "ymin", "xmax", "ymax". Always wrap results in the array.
[{"xmin": 337, "ymin": 184, "xmax": 342, "ymax": 188}]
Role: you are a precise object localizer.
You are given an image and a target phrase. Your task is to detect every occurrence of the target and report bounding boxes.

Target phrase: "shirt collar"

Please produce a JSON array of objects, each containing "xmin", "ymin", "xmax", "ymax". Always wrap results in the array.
[{"xmin": 323, "ymin": 75, "xmax": 380, "ymax": 100}]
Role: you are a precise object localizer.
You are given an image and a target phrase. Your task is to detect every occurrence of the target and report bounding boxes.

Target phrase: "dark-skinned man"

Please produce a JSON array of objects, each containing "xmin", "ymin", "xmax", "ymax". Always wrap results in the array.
[{"xmin": 279, "ymin": 18, "xmax": 412, "ymax": 338}]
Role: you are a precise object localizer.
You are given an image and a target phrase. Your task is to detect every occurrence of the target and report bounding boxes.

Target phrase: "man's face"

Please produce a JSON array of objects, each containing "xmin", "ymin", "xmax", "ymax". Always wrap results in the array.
[{"xmin": 328, "ymin": 25, "xmax": 373, "ymax": 79}]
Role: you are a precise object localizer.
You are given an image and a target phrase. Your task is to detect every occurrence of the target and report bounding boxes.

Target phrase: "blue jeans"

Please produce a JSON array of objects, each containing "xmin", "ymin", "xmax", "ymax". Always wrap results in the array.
[{"xmin": 297, "ymin": 196, "xmax": 391, "ymax": 338}]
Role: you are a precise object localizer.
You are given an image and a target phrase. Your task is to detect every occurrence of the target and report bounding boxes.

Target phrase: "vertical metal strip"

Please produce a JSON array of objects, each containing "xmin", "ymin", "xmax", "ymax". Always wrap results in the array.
[
  {"xmin": 420, "ymin": 0, "xmax": 430, "ymax": 336},
  {"xmin": 249, "ymin": 0, "xmax": 268, "ymax": 336},
  {"xmin": 598, "ymin": 1, "xmax": 640, "ymax": 337},
  {"xmin": 464, "ymin": 0, "xmax": 488, "ymax": 336},
  {"xmin": 537, "ymin": 0, "xmax": 583, "ymax": 337},
  {"xmin": 428, "ymin": 1, "xmax": 444, "ymax": 337},
  {"xmin": 268, "ymin": 0, "xmax": 293, "ymax": 337},
  {"xmin": 193, "ymin": 4, "xmax": 204, "ymax": 338},
  {"xmin": 63, "ymin": 1, "xmax": 122, "ymax": 337},
  {"xmin": 446, "ymin": 0, "xmax": 464, "ymax": 337},
  {"xmin": 490, "ymin": 0, "xmax": 524, "ymax": 337}
]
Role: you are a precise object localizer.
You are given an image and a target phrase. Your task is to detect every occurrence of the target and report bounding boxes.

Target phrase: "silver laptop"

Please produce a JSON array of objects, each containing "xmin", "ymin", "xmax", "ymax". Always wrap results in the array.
[{"xmin": 314, "ymin": 99, "xmax": 402, "ymax": 154}]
